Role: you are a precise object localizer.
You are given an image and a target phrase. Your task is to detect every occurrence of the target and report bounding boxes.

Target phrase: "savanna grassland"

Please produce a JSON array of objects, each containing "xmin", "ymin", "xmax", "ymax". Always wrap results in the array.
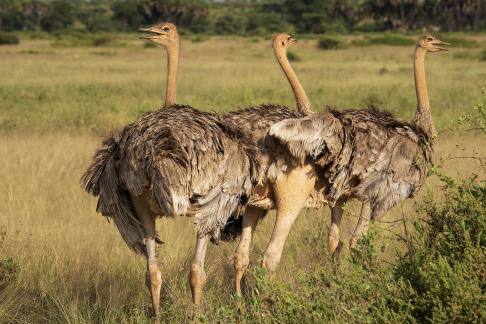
[{"xmin": 1, "ymin": 33, "xmax": 485, "ymax": 323}]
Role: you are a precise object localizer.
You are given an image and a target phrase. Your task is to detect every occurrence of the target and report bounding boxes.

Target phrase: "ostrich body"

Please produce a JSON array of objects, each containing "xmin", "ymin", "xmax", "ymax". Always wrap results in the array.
[
  {"xmin": 226, "ymin": 34, "xmax": 332, "ymax": 295},
  {"xmin": 81, "ymin": 23, "xmax": 260, "ymax": 319},
  {"xmin": 266, "ymin": 35, "xmax": 449, "ymax": 255}
]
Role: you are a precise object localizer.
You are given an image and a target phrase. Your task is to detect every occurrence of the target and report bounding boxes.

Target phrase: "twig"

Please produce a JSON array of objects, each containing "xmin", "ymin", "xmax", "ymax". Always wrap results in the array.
[{"xmin": 400, "ymin": 204, "xmax": 413, "ymax": 256}]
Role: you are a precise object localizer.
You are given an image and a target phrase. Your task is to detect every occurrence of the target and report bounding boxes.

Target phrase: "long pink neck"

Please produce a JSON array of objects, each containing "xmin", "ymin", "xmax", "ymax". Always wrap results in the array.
[
  {"xmin": 413, "ymin": 46, "xmax": 435, "ymax": 140},
  {"xmin": 273, "ymin": 43, "xmax": 312, "ymax": 114},
  {"xmin": 164, "ymin": 39, "xmax": 179, "ymax": 108}
]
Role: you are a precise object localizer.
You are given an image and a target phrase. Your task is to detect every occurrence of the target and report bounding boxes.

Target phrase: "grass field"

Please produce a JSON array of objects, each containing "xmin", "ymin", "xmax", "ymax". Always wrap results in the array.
[{"xmin": 0, "ymin": 34, "xmax": 485, "ymax": 323}]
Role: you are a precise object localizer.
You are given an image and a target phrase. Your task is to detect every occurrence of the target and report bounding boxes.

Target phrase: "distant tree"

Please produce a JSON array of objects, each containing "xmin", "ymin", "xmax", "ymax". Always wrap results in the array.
[
  {"xmin": 364, "ymin": 0, "xmax": 425, "ymax": 30},
  {"xmin": 138, "ymin": 0, "xmax": 210, "ymax": 29},
  {"xmin": 112, "ymin": 0, "xmax": 142, "ymax": 31},
  {"xmin": 214, "ymin": 14, "xmax": 241, "ymax": 34},
  {"xmin": 78, "ymin": 1, "xmax": 113, "ymax": 32},
  {"xmin": 282, "ymin": 0, "xmax": 361, "ymax": 33},
  {"xmin": 20, "ymin": 0, "xmax": 50, "ymax": 31},
  {"xmin": 41, "ymin": 0, "xmax": 75, "ymax": 32},
  {"xmin": 246, "ymin": 11, "xmax": 290, "ymax": 34},
  {"xmin": 427, "ymin": 0, "xmax": 486, "ymax": 31},
  {"xmin": 190, "ymin": 16, "xmax": 210, "ymax": 33},
  {"xmin": 0, "ymin": 0, "xmax": 23, "ymax": 31}
]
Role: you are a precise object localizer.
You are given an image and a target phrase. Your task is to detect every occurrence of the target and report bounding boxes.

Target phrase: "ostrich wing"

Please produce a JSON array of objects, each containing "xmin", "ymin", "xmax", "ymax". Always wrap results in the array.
[{"xmin": 266, "ymin": 113, "xmax": 344, "ymax": 163}]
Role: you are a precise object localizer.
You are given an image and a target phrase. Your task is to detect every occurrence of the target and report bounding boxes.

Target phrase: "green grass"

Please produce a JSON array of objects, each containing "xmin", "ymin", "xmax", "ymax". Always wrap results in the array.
[
  {"xmin": 317, "ymin": 37, "xmax": 344, "ymax": 50},
  {"xmin": 0, "ymin": 34, "xmax": 485, "ymax": 323},
  {"xmin": 351, "ymin": 34, "xmax": 415, "ymax": 47},
  {"xmin": 440, "ymin": 36, "xmax": 480, "ymax": 48},
  {"xmin": 1, "ymin": 35, "xmax": 485, "ymax": 134},
  {"xmin": 286, "ymin": 51, "xmax": 301, "ymax": 62},
  {"xmin": 0, "ymin": 32, "xmax": 19, "ymax": 45}
]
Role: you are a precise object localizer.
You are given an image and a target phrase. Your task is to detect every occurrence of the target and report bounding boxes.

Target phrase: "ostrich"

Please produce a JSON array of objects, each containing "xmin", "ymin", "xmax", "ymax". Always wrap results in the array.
[
  {"xmin": 226, "ymin": 33, "xmax": 320, "ymax": 294},
  {"xmin": 81, "ymin": 23, "xmax": 261, "ymax": 319},
  {"xmin": 265, "ymin": 35, "xmax": 450, "ymax": 259}
]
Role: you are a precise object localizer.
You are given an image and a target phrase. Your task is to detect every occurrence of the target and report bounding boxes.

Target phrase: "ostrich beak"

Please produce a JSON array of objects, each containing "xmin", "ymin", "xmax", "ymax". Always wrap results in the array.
[
  {"xmin": 139, "ymin": 26, "xmax": 162, "ymax": 40},
  {"xmin": 433, "ymin": 39, "xmax": 451, "ymax": 51},
  {"xmin": 288, "ymin": 36, "xmax": 297, "ymax": 45}
]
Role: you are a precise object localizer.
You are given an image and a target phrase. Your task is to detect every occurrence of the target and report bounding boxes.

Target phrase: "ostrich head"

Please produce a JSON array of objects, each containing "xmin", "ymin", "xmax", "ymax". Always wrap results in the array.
[
  {"xmin": 272, "ymin": 32, "xmax": 296, "ymax": 51},
  {"xmin": 417, "ymin": 34, "xmax": 450, "ymax": 52},
  {"xmin": 140, "ymin": 22, "xmax": 179, "ymax": 47}
]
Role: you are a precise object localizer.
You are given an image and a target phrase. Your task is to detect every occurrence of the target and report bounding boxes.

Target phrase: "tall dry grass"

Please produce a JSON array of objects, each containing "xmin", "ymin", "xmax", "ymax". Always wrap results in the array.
[{"xmin": 0, "ymin": 133, "xmax": 483, "ymax": 322}]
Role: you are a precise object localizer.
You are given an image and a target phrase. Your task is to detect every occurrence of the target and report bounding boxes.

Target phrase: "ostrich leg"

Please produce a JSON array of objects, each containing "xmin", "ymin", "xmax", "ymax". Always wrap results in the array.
[
  {"xmin": 234, "ymin": 207, "xmax": 264, "ymax": 296},
  {"xmin": 349, "ymin": 202, "xmax": 372, "ymax": 248},
  {"xmin": 190, "ymin": 235, "xmax": 209, "ymax": 306},
  {"xmin": 263, "ymin": 164, "xmax": 316, "ymax": 272},
  {"xmin": 130, "ymin": 193, "xmax": 162, "ymax": 321},
  {"xmin": 328, "ymin": 202, "xmax": 344, "ymax": 259}
]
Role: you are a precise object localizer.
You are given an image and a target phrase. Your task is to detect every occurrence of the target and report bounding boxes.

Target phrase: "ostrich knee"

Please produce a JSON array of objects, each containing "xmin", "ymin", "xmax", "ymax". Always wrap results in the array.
[
  {"xmin": 234, "ymin": 208, "xmax": 261, "ymax": 296},
  {"xmin": 189, "ymin": 263, "xmax": 206, "ymax": 306},
  {"xmin": 234, "ymin": 248, "xmax": 250, "ymax": 296},
  {"xmin": 328, "ymin": 204, "xmax": 343, "ymax": 257},
  {"xmin": 328, "ymin": 224, "xmax": 340, "ymax": 255}
]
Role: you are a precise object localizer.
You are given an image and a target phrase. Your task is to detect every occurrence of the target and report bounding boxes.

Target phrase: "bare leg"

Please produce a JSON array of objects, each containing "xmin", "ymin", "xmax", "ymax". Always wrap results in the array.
[
  {"xmin": 328, "ymin": 203, "xmax": 343, "ymax": 259},
  {"xmin": 263, "ymin": 164, "xmax": 316, "ymax": 272},
  {"xmin": 130, "ymin": 193, "xmax": 162, "ymax": 321},
  {"xmin": 190, "ymin": 235, "xmax": 209, "ymax": 306},
  {"xmin": 350, "ymin": 202, "xmax": 371, "ymax": 248},
  {"xmin": 234, "ymin": 207, "xmax": 264, "ymax": 296}
]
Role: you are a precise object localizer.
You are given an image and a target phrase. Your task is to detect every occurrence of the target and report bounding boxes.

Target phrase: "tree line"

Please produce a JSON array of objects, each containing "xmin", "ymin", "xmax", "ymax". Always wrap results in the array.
[{"xmin": 0, "ymin": 0, "xmax": 484, "ymax": 34}]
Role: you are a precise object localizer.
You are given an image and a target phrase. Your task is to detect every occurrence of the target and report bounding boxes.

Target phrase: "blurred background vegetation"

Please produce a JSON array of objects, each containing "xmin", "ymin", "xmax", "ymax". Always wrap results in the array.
[{"xmin": 0, "ymin": 0, "xmax": 485, "ymax": 36}]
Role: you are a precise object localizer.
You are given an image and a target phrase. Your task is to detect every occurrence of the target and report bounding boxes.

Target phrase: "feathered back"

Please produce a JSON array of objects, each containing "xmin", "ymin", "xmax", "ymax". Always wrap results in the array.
[
  {"xmin": 265, "ymin": 107, "xmax": 433, "ymax": 218},
  {"xmin": 82, "ymin": 104, "xmax": 261, "ymax": 250},
  {"xmin": 266, "ymin": 112, "xmax": 344, "ymax": 164}
]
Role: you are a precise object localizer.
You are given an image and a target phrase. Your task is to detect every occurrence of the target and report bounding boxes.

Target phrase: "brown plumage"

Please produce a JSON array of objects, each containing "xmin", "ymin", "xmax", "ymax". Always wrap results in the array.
[
  {"xmin": 226, "ymin": 104, "xmax": 302, "ymax": 181},
  {"xmin": 265, "ymin": 35, "xmax": 450, "ymax": 252},
  {"xmin": 267, "ymin": 106, "xmax": 431, "ymax": 219},
  {"xmin": 82, "ymin": 105, "xmax": 260, "ymax": 252}
]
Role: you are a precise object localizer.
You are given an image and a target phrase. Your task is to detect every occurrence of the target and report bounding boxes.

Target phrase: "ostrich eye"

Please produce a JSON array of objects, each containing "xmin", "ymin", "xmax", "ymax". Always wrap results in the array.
[
  {"xmin": 427, "ymin": 37, "xmax": 433, "ymax": 41},
  {"xmin": 163, "ymin": 27, "xmax": 170, "ymax": 32}
]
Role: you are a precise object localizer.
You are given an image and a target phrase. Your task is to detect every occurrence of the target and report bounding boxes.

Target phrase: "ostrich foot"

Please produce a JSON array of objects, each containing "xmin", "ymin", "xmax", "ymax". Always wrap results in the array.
[{"xmin": 145, "ymin": 263, "xmax": 162, "ymax": 322}]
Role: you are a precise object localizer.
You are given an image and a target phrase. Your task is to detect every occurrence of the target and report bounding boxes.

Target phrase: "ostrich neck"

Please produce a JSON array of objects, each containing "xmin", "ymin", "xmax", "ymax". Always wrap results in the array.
[
  {"xmin": 274, "ymin": 46, "xmax": 312, "ymax": 114},
  {"xmin": 164, "ymin": 40, "xmax": 179, "ymax": 108},
  {"xmin": 413, "ymin": 46, "xmax": 436, "ymax": 140}
]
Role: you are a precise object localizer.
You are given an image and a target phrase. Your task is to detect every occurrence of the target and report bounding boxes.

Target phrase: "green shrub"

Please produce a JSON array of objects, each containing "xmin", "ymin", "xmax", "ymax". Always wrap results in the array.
[
  {"xmin": 191, "ymin": 35, "xmax": 209, "ymax": 43},
  {"xmin": 214, "ymin": 15, "xmax": 243, "ymax": 35},
  {"xmin": 458, "ymin": 89, "xmax": 486, "ymax": 134},
  {"xmin": 208, "ymin": 171, "xmax": 486, "ymax": 322},
  {"xmin": 0, "ymin": 33, "xmax": 19, "ymax": 45},
  {"xmin": 317, "ymin": 37, "xmax": 343, "ymax": 50},
  {"xmin": 92, "ymin": 36, "xmax": 112, "ymax": 47},
  {"xmin": 367, "ymin": 35, "xmax": 414, "ymax": 46},
  {"xmin": 287, "ymin": 51, "xmax": 301, "ymax": 62},
  {"xmin": 143, "ymin": 41, "xmax": 157, "ymax": 48},
  {"xmin": 391, "ymin": 175, "xmax": 486, "ymax": 322}
]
